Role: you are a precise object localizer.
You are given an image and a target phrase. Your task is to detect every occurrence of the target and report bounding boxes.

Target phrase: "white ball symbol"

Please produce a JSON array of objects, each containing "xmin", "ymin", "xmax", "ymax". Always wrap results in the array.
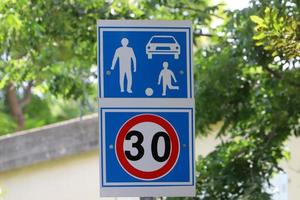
[{"xmin": 145, "ymin": 88, "xmax": 153, "ymax": 96}]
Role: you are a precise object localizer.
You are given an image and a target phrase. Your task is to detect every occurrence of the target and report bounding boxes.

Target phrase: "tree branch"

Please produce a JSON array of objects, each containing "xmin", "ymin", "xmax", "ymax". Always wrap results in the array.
[
  {"xmin": 261, "ymin": 65, "xmax": 281, "ymax": 79},
  {"xmin": 181, "ymin": 5, "xmax": 224, "ymax": 19},
  {"xmin": 20, "ymin": 81, "xmax": 34, "ymax": 108},
  {"xmin": 162, "ymin": 4, "xmax": 224, "ymax": 19},
  {"xmin": 261, "ymin": 65, "xmax": 300, "ymax": 88},
  {"xmin": 6, "ymin": 83, "xmax": 25, "ymax": 130},
  {"xmin": 194, "ymin": 32, "xmax": 214, "ymax": 37}
]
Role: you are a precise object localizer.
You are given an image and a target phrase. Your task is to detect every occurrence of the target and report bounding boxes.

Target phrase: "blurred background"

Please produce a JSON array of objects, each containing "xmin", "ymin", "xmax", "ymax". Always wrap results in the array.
[{"xmin": 0, "ymin": 0, "xmax": 299, "ymax": 199}]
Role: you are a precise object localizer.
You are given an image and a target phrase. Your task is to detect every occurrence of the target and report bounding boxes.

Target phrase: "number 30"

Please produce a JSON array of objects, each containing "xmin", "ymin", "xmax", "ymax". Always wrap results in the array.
[{"xmin": 125, "ymin": 130, "xmax": 171, "ymax": 162}]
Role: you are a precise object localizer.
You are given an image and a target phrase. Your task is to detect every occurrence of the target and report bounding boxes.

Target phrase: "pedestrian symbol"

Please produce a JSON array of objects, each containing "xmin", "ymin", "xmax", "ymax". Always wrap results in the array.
[
  {"xmin": 110, "ymin": 38, "xmax": 137, "ymax": 93},
  {"xmin": 158, "ymin": 61, "xmax": 179, "ymax": 96}
]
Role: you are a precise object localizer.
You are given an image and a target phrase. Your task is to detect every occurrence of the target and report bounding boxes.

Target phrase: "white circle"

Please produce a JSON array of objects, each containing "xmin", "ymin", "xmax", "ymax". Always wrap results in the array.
[
  {"xmin": 124, "ymin": 122, "xmax": 168, "ymax": 172},
  {"xmin": 145, "ymin": 88, "xmax": 153, "ymax": 96}
]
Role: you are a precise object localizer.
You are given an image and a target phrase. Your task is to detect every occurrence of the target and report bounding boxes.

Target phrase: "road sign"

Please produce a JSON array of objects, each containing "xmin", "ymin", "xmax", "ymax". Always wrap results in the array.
[
  {"xmin": 98, "ymin": 21, "xmax": 193, "ymax": 98},
  {"xmin": 115, "ymin": 114, "xmax": 180, "ymax": 180},
  {"xmin": 99, "ymin": 108, "xmax": 194, "ymax": 196},
  {"xmin": 97, "ymin": 20, "xmax": 195, "ymax": 197}
]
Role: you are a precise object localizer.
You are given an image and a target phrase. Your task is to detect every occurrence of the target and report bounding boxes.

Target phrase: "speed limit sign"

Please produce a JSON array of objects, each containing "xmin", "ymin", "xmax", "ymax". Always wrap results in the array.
[
  {"xmin": 99, "ymin": 108, "xmax": 195, "ymax": 197},
  {"xmin": 115, "ymin": 114, "xmax": 180, "ymax": 180}
]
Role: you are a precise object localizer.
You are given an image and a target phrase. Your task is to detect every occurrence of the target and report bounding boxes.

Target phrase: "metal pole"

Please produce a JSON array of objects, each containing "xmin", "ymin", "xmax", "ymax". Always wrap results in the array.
[{"xmin": 140, "ymin": 197, "xmax": 155, "ymax": 200}]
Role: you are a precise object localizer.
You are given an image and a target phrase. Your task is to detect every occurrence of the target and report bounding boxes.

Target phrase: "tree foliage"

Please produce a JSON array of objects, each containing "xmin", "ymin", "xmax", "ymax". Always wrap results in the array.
[
  {"xmin": 0, "ymin": 0, "xmax": 217, "ymax": 130},
  {"xmin": 251, "ymin": 3, "xmax": 299, "ymax": 68},
  {"xmin": 0, "ymin": 0, "xmax": 108, "ymax": 130},
  {"xmin": 192, "ymin": 0, "xmax": 299, "ymax": 199}
]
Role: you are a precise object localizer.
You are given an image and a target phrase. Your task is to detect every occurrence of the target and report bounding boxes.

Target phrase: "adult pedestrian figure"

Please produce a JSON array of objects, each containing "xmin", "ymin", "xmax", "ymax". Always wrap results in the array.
[{"xmin": 111, "ymin": 38, "xmax": 137, "ymax": 93}]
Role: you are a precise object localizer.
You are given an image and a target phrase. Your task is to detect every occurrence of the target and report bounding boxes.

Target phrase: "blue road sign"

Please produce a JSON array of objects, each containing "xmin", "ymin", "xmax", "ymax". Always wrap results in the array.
[
  {"xmin": 99, "ymin": 108, "xmax": 194, "ymax": 186},
  {"xmin": 98, "ymin": 24, "xmax": 193, "ymax": 98},
  {"xmin": 98, "ymin": 20, "xmax": 195, "ymax": 197}
]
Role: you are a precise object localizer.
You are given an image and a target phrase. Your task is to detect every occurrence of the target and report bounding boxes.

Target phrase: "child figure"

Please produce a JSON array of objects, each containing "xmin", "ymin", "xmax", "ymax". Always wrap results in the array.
[{"xmin": 158, "ymin": 61, "xmax": 179, "ymax": 96}]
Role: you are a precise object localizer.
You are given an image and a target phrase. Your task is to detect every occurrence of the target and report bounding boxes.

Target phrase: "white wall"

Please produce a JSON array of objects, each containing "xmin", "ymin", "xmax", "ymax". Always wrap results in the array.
[{"xmin": 0, "ymin": 136, "xmax": 299, "ymax": 200}]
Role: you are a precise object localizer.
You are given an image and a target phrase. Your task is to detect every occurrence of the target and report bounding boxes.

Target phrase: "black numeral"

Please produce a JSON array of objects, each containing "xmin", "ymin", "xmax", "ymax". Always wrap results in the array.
[
  {"xmin": 125, "ymin": 131, "xmax": 171, "ymax": 162},
  {"xmin": 152, "ymin": 131, "xmax": 171, "ymax": 162},
  {"xmin": 125, "ymin": 130, "xmax": 144, "ymax": 161}
]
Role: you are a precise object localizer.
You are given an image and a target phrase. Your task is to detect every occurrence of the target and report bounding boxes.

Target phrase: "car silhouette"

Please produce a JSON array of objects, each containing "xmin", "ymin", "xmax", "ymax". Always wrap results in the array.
[{"xmin": 146, "ymin": 35, "xmax": 180, "ymax": 59}]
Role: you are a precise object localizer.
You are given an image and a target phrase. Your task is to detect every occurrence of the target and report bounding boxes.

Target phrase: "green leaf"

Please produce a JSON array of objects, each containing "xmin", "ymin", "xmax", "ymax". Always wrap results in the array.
[
  {"xmin": 6, "ymin": 14, "xmax": 22, "ymax": 30},
  {"xmin": 250, "ymin": 15, "xmax": 265, "ymax": 25},
  {"xmin": 255, "ymin": 41, "xmax": 264, "ymax": 46},
  {"xmin": 272, "ymin": 51, "xmax": 278, "ymax": 57},
  {"xmin": 253, "ymin": 32, "xmax": 266, "ymax": 40}
]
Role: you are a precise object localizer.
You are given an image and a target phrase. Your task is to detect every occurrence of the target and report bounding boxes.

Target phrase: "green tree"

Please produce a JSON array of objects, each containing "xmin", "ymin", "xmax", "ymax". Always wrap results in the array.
[
  {"xmin": 0, "ymin": 0, "xmax": 102, "ymax": 129},
  {"xmin": 192, "ymin": 0, "xmax": 299, "ymax": 199},
  {"xmin": 0, "ymin": 0, "xmax": 121, "ymax": 130},
  {"xmin": 0, "ymin": 0, "xmax": 217, "ymax": 131}
]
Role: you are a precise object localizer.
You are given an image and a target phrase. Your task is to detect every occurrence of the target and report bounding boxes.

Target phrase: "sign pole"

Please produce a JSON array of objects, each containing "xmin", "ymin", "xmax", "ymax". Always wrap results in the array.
[{"xmin": 140, "ymin": 197, "xmax": 155, "ymax": 200}]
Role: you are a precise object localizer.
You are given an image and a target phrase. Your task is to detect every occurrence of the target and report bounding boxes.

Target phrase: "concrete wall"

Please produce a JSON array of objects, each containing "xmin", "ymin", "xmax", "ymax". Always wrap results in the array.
[
  {"xmin": 0, "ymin": 150, "xmax": 138, "ymax": 200},
  {"xmin": 0, "ymin": 114, "xmax": 98, "ymax": 172},
  {"xmin": 0, "ymin": 116, "xmax": 299, "ymax": 200}
]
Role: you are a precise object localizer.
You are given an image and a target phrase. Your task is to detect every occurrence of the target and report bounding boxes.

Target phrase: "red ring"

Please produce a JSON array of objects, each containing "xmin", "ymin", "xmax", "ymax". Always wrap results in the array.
[{"xmin": 115, "ymin": 114, "xmax": 180, "ymax": 180}]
